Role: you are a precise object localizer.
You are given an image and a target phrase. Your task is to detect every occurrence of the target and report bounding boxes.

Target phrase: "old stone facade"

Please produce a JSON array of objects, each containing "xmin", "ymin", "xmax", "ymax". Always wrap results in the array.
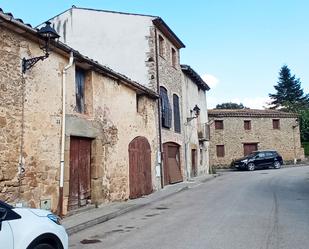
[
  {"xmin": 47, "ymin": 7, "xmax": 188, "ymax": 185},
  {"xmin": 0, "ymin": 11, "xmax": 158, "ymax": 215},
  {"xmin": 181, "ymin": 65, "xmax": 210, "ymax": 178},
  {"xmin": 208, "ymin": 109, "xmax": 304, "ymax": 168}
]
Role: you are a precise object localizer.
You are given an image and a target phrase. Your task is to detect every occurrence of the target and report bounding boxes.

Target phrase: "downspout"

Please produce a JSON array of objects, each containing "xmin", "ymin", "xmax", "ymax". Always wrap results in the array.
[
  {"xmin": 154, "ymin": 28, "xmax": 164, "ymax": 189},
  {"xmin": 58, "ymin": 52, "xmax": 74, "ymax": 216}
]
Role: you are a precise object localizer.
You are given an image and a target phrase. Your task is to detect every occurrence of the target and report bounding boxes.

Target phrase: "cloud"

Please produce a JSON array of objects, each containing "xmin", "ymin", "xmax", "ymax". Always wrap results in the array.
[
  {"xmin": 231, "ymin": 97, "xmax": 271, "ymax": 109},
  {"xmin": 207, "ymin": 96, "xmax": 271, "ymax": 109},
  {"xmin": 202, "ymin": 74, "xmax": 219, "ymax": 89}
]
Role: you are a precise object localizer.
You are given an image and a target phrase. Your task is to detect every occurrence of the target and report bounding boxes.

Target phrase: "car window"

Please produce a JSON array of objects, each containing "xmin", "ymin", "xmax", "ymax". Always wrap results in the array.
[
  {"xmin": 265, "ymin": 152, "xmax": 273, "ymax": 157},
  {"xmin": 257, "ymin": 153, "xmax": 265, "ymax": 158}
]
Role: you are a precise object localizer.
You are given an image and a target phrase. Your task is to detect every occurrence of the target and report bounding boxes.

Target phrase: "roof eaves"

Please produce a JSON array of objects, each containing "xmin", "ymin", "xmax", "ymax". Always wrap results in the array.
[
  {"xmin": 181, "ymin": 64, "xmax": 210, "ymax": 91},
  {"xmin": 153, "ymin": 17, "xmax": 185, "ymax": 49},
  {"xmin": 0, "ymin": 9, "xmax": 158, "ymax": 99}
]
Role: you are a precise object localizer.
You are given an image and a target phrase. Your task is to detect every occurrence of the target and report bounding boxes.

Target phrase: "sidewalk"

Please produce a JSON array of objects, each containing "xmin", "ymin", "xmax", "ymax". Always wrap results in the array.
[{"xmin": 62, "ymin": 174, "xmax": 219, "ymax": 235}]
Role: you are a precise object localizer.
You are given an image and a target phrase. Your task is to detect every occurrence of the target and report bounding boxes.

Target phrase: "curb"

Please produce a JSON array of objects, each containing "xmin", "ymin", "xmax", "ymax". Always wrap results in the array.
[{"xmin": 66, "ymin": 176, "xmax": 217, "ymax": 235}]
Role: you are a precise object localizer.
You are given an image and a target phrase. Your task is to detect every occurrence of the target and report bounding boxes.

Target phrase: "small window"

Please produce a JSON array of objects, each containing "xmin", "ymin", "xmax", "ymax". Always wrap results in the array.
[
  {"xmin": 159, "ymin": 35, "xmax": 165, "ymax": 57},
  {"xmin": 273, "ymin": 119, "xmax": 280, "ymax": 129},
  {"xmin": 75, "ymin": 68, "xmax": 85, "ymax": 113},
  {"xmin": 215, "ymin": 120, "xmax": 224, "ymax": 130},
  {"xmin": 244, "ymin": 120, "xmax": 251, "ymax": 130},
  {"xmin": 216, "ymin": 145, "xmax": 225, "ymax": 157},
  {"xmin": 160, "ymin": 86, "xmax": 172, "ymax": 128},
  {"xmin": 257, "ymin": 152, "xmax": 266, "ymax": 158},
  {"xmin": 173, "ymin": 94, "xmax": 181, "ymax": 133},
  {"xmin": 171, "ymin": 48, "xmax": 177, "ymax": 67}
]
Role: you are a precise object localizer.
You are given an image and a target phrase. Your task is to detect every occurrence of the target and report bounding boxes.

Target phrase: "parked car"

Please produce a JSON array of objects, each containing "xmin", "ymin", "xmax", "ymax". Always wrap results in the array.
[
  {"xmin": 0, "ymin": 200, "xmax": 68, "ymax": 249},
  {"xmin": 232, "ymin": 150, "xmax": 283, "ymax": 171}
]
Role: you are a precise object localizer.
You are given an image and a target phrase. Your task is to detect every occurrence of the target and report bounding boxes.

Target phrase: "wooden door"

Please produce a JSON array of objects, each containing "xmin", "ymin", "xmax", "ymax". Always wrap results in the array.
[
  {"xmin": 68, "ymin": 137, "xmax": 92, "ymax": 211},
  {"xmin": 129, "ymin": 137, "xmax": 152, "ymax": 199},
  {"xmin": 191, "ymin": 149, "xmax": 197, "ymax": 177},
  {"xmin": 163, "ymin": 142, "xmax": 183, "ymax": 185},
  {"xmin": 243, "ymin": 143, "xmax": 258, "ymax": 156}
]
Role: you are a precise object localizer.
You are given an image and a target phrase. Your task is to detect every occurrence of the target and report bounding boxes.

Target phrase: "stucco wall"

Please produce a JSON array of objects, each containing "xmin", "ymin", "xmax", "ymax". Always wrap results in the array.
[
  {"xmin": 209, "ymin": 116, "xmax": 304, "ymax": 168},
  {"xmin": 48, "ymin": 8, "xmax": 153, "ymax": 88},
  {"xmin": 182, "ymin": 74, "xmax": 210, "ymax": 177}
]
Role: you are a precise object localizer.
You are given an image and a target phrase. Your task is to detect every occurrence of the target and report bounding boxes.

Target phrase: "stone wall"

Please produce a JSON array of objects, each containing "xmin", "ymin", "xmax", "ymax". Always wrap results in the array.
[
  {"xmin": 0, "ymin": 24, "xmax": 158, "ymax": 214},
  {"xmin": 209, "ymin": 116, "xmax": 304, "ymax": 168},
  {"xmin": 150, "ymin": 28, "xmax": 185, "ymax": 178}
]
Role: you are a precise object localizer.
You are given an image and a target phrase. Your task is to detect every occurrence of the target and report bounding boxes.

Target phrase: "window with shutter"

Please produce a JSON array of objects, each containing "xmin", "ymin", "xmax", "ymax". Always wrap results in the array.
[
  {"xmin": 75, "ymin": 68, "xmax": 85, "ymax": 113},
  {"xmin": 244, "ymin": 120, "xmax": 251, "ymax": 130},
  {"xmin": 273, "ymin": 119, "xmax": 280, "ymax": 129},
  {"xmin": 215, "ymin": 120, "xmax": 224, "ymax": 130},
  {"xmin": 160, "ymin": 87, "xmax": 171, "ymax": 128},
  {"xmin": 173, "ymin": 94, "xmax": 181, "ymax": 133},
  {"xmin": 216, "ymin": 145, "xmax": 225, "ymax": 157}
]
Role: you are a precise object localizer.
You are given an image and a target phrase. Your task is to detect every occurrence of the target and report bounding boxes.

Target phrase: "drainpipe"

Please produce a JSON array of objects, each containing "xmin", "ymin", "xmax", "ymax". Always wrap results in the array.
[
  {"xmin": 58, "ymin": 52, "xmax": 74, "ymax": 216},
  {"xmin": 154, "ymin": 28, "xmax": 164, "ymax": 189}
]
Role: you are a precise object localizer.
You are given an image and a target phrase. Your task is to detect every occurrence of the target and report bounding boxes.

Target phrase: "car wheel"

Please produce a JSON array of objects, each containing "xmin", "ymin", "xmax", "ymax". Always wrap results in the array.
[
  {"xmin": 247, "ymin": 163, "xmax": 255, "ymax": 171},
  {"xmin": 32, "ymin": 244, "xmax": 55, "ymax": 249},
  {"xmin": 273, "ymin": 161, "xmax": 281, "ymax": 169}
]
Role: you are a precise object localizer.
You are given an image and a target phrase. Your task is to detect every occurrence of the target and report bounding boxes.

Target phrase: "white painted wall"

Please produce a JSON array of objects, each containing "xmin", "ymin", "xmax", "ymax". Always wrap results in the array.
[
  {"xmin": 48, "ymin": 8, "xmax": 153, "ymax": 87},
  {"xmin": 183, "ymin": 73, "xmax": 210, "ymax": 177}
]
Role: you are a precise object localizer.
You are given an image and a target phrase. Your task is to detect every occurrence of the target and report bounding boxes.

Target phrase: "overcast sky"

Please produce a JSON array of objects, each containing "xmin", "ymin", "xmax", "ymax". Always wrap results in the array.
[{"xmin": 1, "ymin": 0, "xmax": 308, "ymax": 109}]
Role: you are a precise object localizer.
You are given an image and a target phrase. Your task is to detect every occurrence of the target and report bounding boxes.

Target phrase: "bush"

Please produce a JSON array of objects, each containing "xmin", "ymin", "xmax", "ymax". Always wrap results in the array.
[{"xmin": 302, "ymin": 142, "xmax": 309, "ymax": 156}]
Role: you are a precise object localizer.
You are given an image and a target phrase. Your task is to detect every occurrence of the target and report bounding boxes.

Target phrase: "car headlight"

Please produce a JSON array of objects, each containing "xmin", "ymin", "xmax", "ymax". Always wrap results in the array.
[
  {"xmin": 47, "ymin": 214, "xmax": 62, "ymax": 225},
  {"xmin": 241, "ymin": 159, "xmax": 248, "ymax": 163}
]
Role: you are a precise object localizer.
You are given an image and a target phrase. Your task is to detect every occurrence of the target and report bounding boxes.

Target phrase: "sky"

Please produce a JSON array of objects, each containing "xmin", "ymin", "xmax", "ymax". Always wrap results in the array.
[{"xmin": 1, "ymin": 0, "xmax": 308, "ymax": 109}]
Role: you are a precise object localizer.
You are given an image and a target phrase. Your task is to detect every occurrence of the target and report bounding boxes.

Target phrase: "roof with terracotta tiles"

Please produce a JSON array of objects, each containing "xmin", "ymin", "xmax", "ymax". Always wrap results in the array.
[{"xmin": 208, "ymin": 109, "xmax": 298, "ymax": 118}]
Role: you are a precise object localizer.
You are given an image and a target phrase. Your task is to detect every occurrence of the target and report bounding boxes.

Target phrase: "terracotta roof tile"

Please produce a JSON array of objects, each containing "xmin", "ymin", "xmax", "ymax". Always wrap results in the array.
[{"xmin": 208, "ymin": 109, "xmax": 298, "ymax": 118}]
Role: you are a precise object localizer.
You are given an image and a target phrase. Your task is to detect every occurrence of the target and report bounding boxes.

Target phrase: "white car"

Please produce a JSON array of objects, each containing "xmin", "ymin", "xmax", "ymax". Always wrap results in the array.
[{"xmin": 0, "ymin": 200, "xmax": 68, "ymax": 249}]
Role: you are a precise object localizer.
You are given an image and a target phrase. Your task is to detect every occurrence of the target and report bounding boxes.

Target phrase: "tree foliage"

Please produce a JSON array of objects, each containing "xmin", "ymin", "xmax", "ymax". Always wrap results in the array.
[
  {"xmin": 215, "ymin": 102, "xmax": 247, "ymax": 109},
  {"xmin": 269, "ymin": 65, "xmax": 309, "ymax": 141},
  {"xmin": 269, "ymin": 65, "xmax": 309, "ymax": 112}
]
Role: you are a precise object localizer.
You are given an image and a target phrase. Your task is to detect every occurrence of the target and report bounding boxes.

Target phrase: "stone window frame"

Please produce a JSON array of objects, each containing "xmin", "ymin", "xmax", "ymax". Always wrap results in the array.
[
  {"xmin": 272, "ymin": 119, "xmax": 280, "ymax": 129},
  {"xmin": 160, "ymin": 86, "xmax": 172, "ymax": 129},
  {"xmin": 244, "ymin": 120, "xmax": 251, "ymax": 130},
  {"xmin": 171, "ymin": 47, "xmax": 177, "ymax": 68},
  {"xmin": 216, "ymin": 145, "xmax": 225, "ymax": 157},
  {"xmin": 215, "ymin": 120, "xmax": 224, "ymax": 130},
  {"xmin": 173, "ymin": 93, "xmax": 181, "ymax": 133},
  {"xmin": 158, "ymin": 35, "xmax": 165, "ymax": 58}
]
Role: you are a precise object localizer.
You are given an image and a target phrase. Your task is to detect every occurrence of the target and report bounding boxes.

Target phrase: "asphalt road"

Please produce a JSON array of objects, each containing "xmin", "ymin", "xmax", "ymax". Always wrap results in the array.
[{"xmin": 69, "ymin": 166, "xmax": 309, "ymax": 249}]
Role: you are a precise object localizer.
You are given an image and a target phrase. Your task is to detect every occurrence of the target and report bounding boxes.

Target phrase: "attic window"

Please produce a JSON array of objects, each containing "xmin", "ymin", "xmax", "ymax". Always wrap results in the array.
[
  {"xmin": 244, "ymin": 120, "xmax": 251, "ymax": 130},
  {"xmin": 215, "ymin": 120, "xmax": 224, "ymax": 130}
]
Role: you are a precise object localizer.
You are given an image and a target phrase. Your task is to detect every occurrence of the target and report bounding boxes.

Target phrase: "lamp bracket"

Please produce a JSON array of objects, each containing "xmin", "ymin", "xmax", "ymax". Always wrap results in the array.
[{"xmin": 22, "ymin": 53, "xmax": 49, "ymax": 74}]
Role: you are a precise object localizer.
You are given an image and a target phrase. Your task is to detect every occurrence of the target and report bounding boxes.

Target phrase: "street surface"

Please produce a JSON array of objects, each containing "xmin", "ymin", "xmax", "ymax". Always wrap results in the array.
[{"xmin": 69, "ymin": 166, "xmax": 309, "ymax": 249}]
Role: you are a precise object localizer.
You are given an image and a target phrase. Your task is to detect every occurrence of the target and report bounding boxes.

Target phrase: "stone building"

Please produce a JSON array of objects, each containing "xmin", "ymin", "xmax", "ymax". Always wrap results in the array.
[
  {"xmin": 208, "ymin": 109, "xmax": 304, "ymax": 168},
  {"xmin": 46, "ymin": 6, "xmax": 187, "ymax": 186},
  {"xmin": 181, "ymin": 65, "xmax": 210, "ymax": 178},
  {"xmin": 0, "ymin": 10, "xmax": 159, "ymax": 215}
]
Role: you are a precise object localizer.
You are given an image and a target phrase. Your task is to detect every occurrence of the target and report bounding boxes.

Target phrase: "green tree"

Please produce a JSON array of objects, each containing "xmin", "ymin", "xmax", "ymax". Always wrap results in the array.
[
  {"xmin": 269, "ymin": 65, "xmax": 309, "ymax": 112},
  {"xmin": 299, "ymin": 109, "xmax": 309, "ymax": 142},
  {"xmin": 215, "ymin": 102, "xmax": 247, "ymax": 109}
]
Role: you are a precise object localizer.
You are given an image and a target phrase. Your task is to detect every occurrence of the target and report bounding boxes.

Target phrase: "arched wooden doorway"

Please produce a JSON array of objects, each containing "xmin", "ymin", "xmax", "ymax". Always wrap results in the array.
[
  {"xmin": 163, "ymin": 142, "xmax": 183, "ymax": 186},
  {"xmin": 129, "ymin": 137, "xmax": 152, "ymax": 199}
]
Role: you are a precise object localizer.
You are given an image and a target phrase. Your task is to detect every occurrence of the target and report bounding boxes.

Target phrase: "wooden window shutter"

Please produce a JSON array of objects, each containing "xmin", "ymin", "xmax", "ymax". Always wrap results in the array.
[
  {"xmin": 215, "ymin": 120, "xmax": 224, "ymax": 130},
  {"xmin": 216, "ymin": 145, "xmax": 225, "ymax": 157},
  {"xmin": 244, "ymin": 120, "xmax": 251, "ymax": 130},
  {"xmin": 173, "ymin": 94, "xmax": 181, "ymax": 133},
  {"xmin": 75, "ymin": 68, "xmax": 85, "ymax": 113},
  {"xmin": 160, "ymin": 87, "xmax": 171, "ymax": 128},
  {"xmin": 273, "ymin": 119, "xmax": 280, "ymax": 129}
]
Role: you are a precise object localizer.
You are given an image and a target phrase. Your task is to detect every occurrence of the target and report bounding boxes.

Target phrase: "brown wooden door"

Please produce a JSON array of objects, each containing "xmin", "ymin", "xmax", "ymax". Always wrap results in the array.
[
  {"xmin": 68, "ymin": 137, "xmax": 92, "ymax": 211},
  {"xmin": 163, "ymin": 142, "xmax": 183, "ymax": 185},
  {"xmin": 191, "ymin": 149, "xmax": 197, "ymax": 177},
  {"xmin": 129, "ymin": 137, "xmax": 152, "ymax": 199},
  {"xmin": 243, "ymin": 143, "xmax": 258, "ymax": 156}
]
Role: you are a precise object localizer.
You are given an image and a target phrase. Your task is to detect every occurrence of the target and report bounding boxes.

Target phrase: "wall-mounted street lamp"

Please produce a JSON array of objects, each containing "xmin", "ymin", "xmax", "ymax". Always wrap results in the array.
[
  {"xmin": 187, "ymin": 105, "xmax": 200, "ymax": 122},
  {"xmin": 22, "ymin": 21, "xmax": 60, "ymax": 73}
]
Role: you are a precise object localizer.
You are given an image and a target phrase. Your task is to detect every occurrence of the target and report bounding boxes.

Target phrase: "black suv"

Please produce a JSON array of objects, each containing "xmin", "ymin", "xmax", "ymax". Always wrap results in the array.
[{"xmin": 232, "ymin": 150, "xmax": 283, "ymax": 171}]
